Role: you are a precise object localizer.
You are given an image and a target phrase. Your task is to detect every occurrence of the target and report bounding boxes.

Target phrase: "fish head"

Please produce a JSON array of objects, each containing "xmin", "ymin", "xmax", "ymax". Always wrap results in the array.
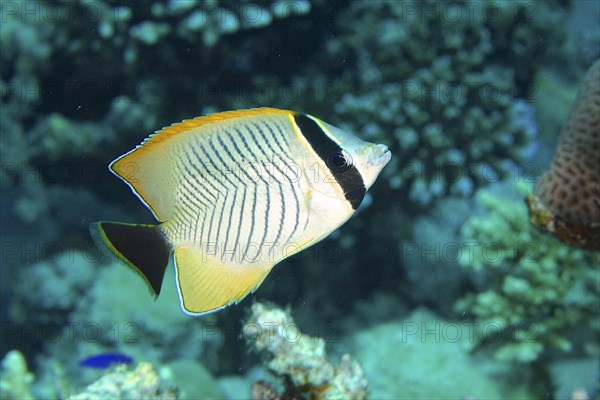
[{"xmin": 320, "ymin": 121, "xmax": 392, "ymax": 191}]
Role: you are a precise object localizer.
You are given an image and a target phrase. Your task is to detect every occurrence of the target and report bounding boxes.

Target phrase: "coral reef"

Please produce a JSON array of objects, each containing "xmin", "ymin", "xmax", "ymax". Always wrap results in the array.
[
  {"xmin": 530, "ymin": 59, "xmax": 600, "ymax": 250},
  {"xmin": 0, "ymin": 350, "xmax": 35, "ymax": 400},
  {"xmin": 6, "ymin": 252, "xmax": 222, "ymax": 393},
  {"xmin": 0, "ymin": 350, "xmax": 224, "ymax": 400},
  {"xmin": 455, "ymin": 181, "xmax": 600, "ymax": 362},
  {"xmin": 342, "ymin": 308, "xmax": 533, "ymax": 399},
  {"xmin": 327, "ymin": 0, "xmax": 559, "ymax": 205},
  {"xmin": 223, "ymin": 0, "xmax": 569, "ymax": 322},
  {"xmin": 68, "ymin": 362, "xmax": 177, "ymax": 400},
  {"xmin": 212, "ymin": 0, "xmax": 566, "ymax": 207},
  {"xmin": 2, "ymin": 1, "xmax": 598, "ymax": 398},
  {"xmin": 245, "ymin": 302, "xmax": 367, "ymax": 399},
  {"xmin": 0, "ymin": 0, "xmax": 314, "ymax": 279},
  {"xmin": 46, "ymin": 260, "xmax": 222, "ymax": 383},
  {"xmin": 9, "ymin": 251, "xmax": 96, "ymax": 325}
]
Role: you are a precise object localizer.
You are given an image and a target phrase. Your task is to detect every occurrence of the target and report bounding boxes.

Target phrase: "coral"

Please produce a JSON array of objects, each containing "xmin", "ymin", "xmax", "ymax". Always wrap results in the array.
[
  {"xmin": 9, "ymin": 251, "xmax": 96, "ymax": 324},
  {"xmin": 0, "ymin": 0, "xmax": 594, "ymax": 396},
  {"xmin": 251, "ymin": 380, "xmax": 280, "ymax": 400},
  {"xmin": 570, "ymin": 388, "xmax": 591, "ymax": 400},
  {"xmin": 0, "ymin": 350, "xmax": 35, "ymax": 400},
  {"xmin": 1, "ymin": 1, "xmax": 315, "ymax": 389},
  {"xmin": 132, "ymin": 0, "xmax": 311, "ymax": 48},
  {"xmin": 6, "ymin": 254, "xmax": 222, "ymax": 392},
  {"xmin": 0, "ymin": 0, "xmax": 313, "ymax": 255},
  {"xmin": 245, "ymin": 302, "xmax": 367, "ymax": 399},
  {"xmin": 454, "ymin": 181, "xmax": 600, "ymax": 362},
  {"xmin": 42, "ymin": 259, "xmax": 222, "ymax": 380},
  {"xmin": 343, "ymin": 308, "xmax": 533, "ymax": 399},
  {"xmin": 219, "ymin": 0, "xmax": 567, "ymax": 204},
  {"xmin": 0, "ymin": 353, "xmax": 223, "ymax": 400},
  {"xmin": 324, "ymin": 0, "xmax": 561, "ymax": 206},
  {"xmin": 68, "ymin": 362, "xmax": 177, "ymax": 400},
  {"xmin": 531, "ymin": 59, "xmax": 600, "ymax": 250}
]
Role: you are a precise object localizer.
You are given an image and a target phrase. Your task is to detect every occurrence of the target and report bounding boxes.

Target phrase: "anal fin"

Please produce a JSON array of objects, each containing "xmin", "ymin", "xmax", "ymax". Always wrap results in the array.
[{"xmin": 173, "ymin": 247, "xmax": 272, "ymax": 315}]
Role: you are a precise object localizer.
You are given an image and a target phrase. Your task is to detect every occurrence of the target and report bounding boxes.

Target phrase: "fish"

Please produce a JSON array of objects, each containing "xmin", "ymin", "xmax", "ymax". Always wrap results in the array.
[
  {"xmin": 92, "ymin": 108, "xmax": 391, "ymax": 315},
  {"xmin": 78, "ymin": 353, "xmax": 133, "ymax": 369}
]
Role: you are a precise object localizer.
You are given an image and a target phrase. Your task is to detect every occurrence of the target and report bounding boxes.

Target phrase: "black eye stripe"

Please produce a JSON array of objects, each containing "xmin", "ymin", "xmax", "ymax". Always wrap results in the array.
[{"xmin": 294, "ymin": 114, "xmax": 366, "ymax": 210}]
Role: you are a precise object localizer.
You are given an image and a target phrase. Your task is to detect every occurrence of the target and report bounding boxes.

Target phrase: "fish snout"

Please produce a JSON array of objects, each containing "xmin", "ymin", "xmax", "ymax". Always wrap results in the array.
[{"xmin": 372, "ymin": 144, "xmax": 392, "ymax": 166}]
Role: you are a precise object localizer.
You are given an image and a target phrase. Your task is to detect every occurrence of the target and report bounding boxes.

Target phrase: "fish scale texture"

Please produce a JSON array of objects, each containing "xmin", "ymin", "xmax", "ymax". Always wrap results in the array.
[{"xmin": 536, "ymin": 60, "xmax": 600, "ymax": 226}]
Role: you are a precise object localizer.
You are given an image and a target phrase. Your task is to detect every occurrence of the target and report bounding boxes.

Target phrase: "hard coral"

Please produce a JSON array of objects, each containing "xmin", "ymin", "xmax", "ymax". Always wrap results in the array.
[
  {"xmin": 218, "ymin": 0, "xmax": 560, "ymax": 208},
  {"xmin": 68, "ymin": 362, "xmax": 176, "ymax": 400},
  {"xmin": 532, "ymin": 59, "xmax": 600, "ymax": 250},
  {"xmin": 456, "ymin": 181, "xmax": 600, "ymax": 362},
  {"xmin": 328, "ymin": 0, "xmax": 559, "ymax": 206},
  {"xmin": 245, "ymin": 303, "xmax": 367, "ymax": 400}
]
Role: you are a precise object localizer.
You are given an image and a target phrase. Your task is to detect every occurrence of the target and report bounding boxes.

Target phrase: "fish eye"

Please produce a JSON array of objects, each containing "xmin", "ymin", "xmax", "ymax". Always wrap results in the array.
[{"xmin": 327, "ymin": 150, "xmax": 353, "ymax": 172}]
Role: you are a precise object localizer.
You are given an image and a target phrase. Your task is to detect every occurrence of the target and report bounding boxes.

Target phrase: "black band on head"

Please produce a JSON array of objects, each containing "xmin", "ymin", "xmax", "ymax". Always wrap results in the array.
[{"xmin": 294, "ymin": 114, "xmax": 366, "ymax": 209}]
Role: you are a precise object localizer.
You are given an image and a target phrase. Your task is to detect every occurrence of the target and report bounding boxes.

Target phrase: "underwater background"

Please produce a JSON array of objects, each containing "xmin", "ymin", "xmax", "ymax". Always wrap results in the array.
[{"xmin": 1, "ymin": 0, "xmax": 599, "ymax": 399}]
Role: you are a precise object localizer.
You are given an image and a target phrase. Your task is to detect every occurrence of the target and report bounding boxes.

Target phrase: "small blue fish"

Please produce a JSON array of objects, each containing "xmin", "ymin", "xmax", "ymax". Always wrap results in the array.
[{"xmin": 78, "ymin": 353, "xmax": 133, "ymax": 369}]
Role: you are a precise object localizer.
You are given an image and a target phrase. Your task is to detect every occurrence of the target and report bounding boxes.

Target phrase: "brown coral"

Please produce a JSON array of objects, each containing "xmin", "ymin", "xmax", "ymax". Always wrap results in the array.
[{"xmin": 531, "ymin": 59, "xmax": 600, "ymax": 250}]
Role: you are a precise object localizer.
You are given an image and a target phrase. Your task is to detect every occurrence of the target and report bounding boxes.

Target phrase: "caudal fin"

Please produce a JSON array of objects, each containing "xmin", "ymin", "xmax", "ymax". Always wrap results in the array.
[{"xmin": 91, "ymin": 222, "xmax": 172, "ymax": 296}]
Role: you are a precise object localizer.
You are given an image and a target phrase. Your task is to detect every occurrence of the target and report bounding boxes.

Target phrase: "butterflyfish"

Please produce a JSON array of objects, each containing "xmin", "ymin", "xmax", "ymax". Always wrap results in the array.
[{"xmin": 93, "ymin": 108, "xmax": 391, "ymax": 315}]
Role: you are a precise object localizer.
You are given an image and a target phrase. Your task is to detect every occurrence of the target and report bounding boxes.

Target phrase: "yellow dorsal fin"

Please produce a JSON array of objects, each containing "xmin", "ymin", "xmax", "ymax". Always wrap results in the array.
[
  {"xmin": 173, "ymin": 247, "xmax": 273, "ymax": 315},
  {"xmin": 109, "ymin": 108, "xmax": 294, "ymax": 222},
  {"xmin": 141, "ymin": 107, "xmax": 294, "ymax": 148}
]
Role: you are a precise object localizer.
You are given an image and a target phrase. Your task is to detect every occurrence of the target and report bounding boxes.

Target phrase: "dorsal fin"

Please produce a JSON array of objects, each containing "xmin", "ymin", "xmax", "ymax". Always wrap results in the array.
[
  {"xmin": 109, "ymin": 108, "xmax": 294, "ymax": 222},
  {"xmin": 137, "ymin": 107, "xmax": 293, "ymax": 150}
]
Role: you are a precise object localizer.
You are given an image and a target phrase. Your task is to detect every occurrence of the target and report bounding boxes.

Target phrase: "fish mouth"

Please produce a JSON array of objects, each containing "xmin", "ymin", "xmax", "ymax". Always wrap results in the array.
[{"xmin": 373, "ymin": 144, "xmax": 392, "ymax": 166}]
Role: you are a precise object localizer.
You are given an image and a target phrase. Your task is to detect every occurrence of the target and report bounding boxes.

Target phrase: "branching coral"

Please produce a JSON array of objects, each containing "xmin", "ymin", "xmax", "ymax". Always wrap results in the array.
[
  {"xmin": 455, "ymin": 181, "xmax": 600, "ymax": 362},
  {"xmin": 328, "ymin": 0, "xmax": 563, "ymax": 205},
  {"xmin": 213, "ymin": 0, "xmax": 565, "ymax": 207}
]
